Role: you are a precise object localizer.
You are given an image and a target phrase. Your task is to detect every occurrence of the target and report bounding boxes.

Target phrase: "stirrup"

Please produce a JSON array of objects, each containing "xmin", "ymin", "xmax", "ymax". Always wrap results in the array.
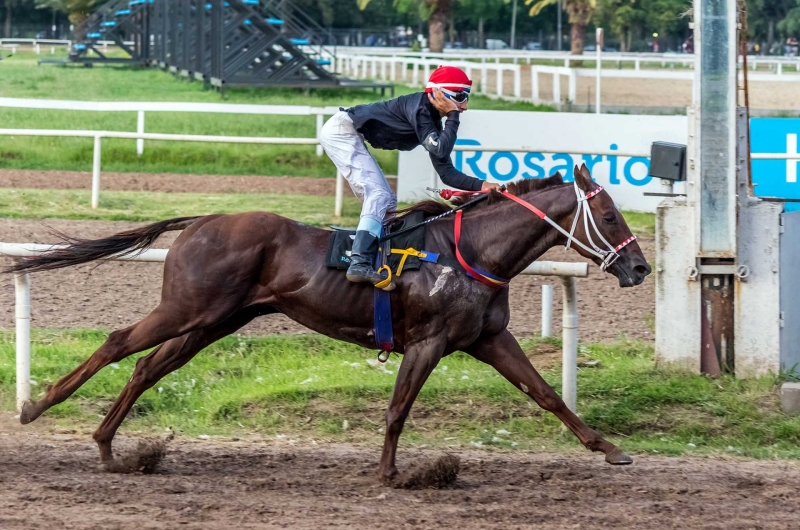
[
  {"xmin": 374, "ymin": 265, "xmax": 394, "ymax": 291},
  {"xmin": 377, "ymin": 350, "xmax": 391, "ymax": 363}
]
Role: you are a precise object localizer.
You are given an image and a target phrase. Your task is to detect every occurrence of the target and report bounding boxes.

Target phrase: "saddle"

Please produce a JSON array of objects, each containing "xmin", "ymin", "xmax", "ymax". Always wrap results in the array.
[{"xmin": 326, "ymin": 211, "xmax": 429, "ymax": 275}]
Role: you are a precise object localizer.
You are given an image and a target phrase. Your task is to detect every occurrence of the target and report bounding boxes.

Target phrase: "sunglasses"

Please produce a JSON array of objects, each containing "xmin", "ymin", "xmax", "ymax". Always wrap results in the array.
[{"xmin": 441, "ymin": 87, "xmax": 470, "ymax": 103}]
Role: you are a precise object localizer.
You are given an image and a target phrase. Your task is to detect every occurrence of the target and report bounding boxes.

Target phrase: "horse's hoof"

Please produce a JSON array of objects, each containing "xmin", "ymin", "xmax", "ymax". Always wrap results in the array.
[
  {"xmin": 378, "ymin": 467, "xmax": 398, "ymax": 483},
  {"xmin": 19, "ymin": 400, "xmax": 40, "ymax": 425},
  {"xmin": 605, "ymin": 448, "xmax": 633, "ymax": 465}
]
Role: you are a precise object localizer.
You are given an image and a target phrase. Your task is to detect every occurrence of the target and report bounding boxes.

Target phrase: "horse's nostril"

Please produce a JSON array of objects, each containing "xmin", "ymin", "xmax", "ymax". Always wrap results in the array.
[{"xmin": 634, "ymin": 264, "xmax": 651, "ymax": 277}]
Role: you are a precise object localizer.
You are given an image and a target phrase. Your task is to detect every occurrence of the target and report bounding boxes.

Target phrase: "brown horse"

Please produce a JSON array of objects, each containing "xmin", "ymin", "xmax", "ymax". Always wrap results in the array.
[{"xmin": 7, "ymin": 164, "xmax": 650, "ymax": 479}]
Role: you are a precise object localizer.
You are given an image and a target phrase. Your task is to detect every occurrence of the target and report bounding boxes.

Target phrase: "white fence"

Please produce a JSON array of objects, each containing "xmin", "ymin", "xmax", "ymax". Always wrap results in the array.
[
  {"xmin": 338, "ymin": 54, "xmax": 522, "ymax": 98},
  {"xmin": 0, "ymin": 97, "xmax": 338, "ymax": 157},
  {"xmin": 332, "ymin": 47, "xmax": 800, "ymax": 72},
  {"xmin": 1, "ymin": 241, "xmax": 588, "ymax": 414}
]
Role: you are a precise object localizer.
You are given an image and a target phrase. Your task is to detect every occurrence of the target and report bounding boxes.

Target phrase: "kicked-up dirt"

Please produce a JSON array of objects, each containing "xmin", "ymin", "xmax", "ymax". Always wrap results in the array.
[{"xmin": 0, "ymin": 414, "xmax": 798, "ymax": 529}]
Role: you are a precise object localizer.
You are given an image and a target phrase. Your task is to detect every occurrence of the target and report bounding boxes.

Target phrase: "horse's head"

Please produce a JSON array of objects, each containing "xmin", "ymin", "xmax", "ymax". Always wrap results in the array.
[{"xmin": 566, "ymin": 164, "xmax": 651, "ymax": 287}]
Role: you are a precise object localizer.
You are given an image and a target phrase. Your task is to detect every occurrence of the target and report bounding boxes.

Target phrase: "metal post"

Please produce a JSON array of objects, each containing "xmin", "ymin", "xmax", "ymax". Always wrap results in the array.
[
  {"xmin": 316, "ymin": 113, "xmax": 324, "ymax": 157},
  {"xmin": 561, "ymin": 276, "xmax": 578, "ymax": 412},
  {"xmin": 15, "ymin": 273, "xmax": 31, "ymax": 412},
  {"xmin": 542, "ymin": 284, "xmax": 553, "ymax": 337},
  {"xmin": 334, "ymin": 170, "xmax": 344, "ymax": 217},
  {"xmin": 91, "ymin": 135, "xmax": 102, "ymax": 209},
  {"xmin": 510, "ymin": 0, "xmax": 518, "ymax": 49},
  {"xmin": 557, "ymin": 0, "xmax": 562, "ymax": 51},
  {"xmin": 136, "ymin": 110, "xmax": 145, "ymax": 156}
]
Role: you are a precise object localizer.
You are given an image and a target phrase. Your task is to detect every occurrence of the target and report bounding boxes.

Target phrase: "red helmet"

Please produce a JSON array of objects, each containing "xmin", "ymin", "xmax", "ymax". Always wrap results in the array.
[{"xmin": 425, "ymin": 66, "xmax": 472, "ymax": 93}]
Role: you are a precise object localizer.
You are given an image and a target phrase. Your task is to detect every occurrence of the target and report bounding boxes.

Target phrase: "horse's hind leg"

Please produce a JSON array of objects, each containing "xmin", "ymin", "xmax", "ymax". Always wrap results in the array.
[
  {"xmin": 466, "ymin": 329, "xmax": 632, "ymax": 465},
  {"xmin": 20, "ymin": 305, "xmax": 205, "ymax": 425},
  {"xmin": 94, "ymin": 308, "xmax": 261, "ymax": 463}
]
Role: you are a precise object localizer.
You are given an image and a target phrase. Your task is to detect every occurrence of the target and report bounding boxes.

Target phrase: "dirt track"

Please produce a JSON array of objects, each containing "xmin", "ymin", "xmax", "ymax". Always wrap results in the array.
[{"xmin": 1, "ymin": 414, "xmax": 799, "ymax": 529}]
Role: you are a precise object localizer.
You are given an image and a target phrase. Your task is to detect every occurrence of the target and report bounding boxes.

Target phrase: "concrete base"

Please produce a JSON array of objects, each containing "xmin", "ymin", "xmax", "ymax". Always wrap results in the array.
[{"xmin": 781, "ymin": 382, "xmax": 800, "ymax": 414}]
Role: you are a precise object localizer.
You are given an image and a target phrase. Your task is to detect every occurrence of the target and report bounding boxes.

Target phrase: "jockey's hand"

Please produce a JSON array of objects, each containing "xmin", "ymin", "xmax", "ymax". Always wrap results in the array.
[
  {"xmin": 428, "ymin": 88, "xmax": 459, "ymax": 114},
  {"xmin": 481, "ymin": 182, "xmax": 503, "ymax": 192}
]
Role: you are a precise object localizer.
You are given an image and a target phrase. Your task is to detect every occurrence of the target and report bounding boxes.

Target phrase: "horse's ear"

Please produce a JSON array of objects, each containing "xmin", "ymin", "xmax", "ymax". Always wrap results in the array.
[{"xmin": 573, "ymin": 164, "xmax": 593, "ymax": 192}]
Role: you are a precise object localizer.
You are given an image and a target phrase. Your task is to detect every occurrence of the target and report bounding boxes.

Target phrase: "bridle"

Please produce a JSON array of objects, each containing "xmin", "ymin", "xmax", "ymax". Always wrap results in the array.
[
  {"xmin": 451, "ymin": 182, "xmax": 637, "ymax": 288},
  {"xmin": 502, "ymin": 183, "xmax": 637, "ymax": 272}
]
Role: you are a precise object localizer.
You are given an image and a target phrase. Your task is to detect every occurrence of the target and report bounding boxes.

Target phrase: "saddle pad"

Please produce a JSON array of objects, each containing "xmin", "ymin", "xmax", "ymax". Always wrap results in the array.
[{"xmin": 326, "ymin": 211, "xmax": 427, "ymax": 272}]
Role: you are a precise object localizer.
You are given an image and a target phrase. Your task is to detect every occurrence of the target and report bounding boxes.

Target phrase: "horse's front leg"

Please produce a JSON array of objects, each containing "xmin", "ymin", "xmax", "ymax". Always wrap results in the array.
[
  {"xmin": 466, "ymin": 329, "xmax": 632, "ymax": 465},
  {"xmin": 378, "ymin": 335, "xmax": 445, "ymax": 481}
]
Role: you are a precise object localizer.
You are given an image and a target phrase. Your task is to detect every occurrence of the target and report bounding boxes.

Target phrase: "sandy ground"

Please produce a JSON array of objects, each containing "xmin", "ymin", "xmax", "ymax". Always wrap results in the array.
[{"xmin": 1, "ymin": 414, "xmax": 799, "ymax": 529}]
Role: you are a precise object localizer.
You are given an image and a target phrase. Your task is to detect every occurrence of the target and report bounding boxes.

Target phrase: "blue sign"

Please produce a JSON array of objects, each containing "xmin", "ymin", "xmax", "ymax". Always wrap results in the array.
[{"xmin": 751, "ymin": 118, "xmax": 800, "ymax": 200}]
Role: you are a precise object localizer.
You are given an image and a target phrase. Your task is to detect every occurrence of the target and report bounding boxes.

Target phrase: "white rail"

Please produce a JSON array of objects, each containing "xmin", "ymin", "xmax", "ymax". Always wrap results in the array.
[
  {"xmin": 1, "ymin": 240, "xmax": 587, "ymax": 414},
  {"xmin": 0, "ymin": 98, "xmax": 338, "ymax": 158}
]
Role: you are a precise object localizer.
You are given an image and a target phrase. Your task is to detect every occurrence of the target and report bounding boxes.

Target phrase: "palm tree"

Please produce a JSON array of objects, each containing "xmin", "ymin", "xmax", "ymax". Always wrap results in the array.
[
  {"xmin": 525, "ymin": 0, "xmax": 596, "ymax": 55},
  {"xmin": 357, "ymin": 0, "xmax": 454, "ymax": 53}
]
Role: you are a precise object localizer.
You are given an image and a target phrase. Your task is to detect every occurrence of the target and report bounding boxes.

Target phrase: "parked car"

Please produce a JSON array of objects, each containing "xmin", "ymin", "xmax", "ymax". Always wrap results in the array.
[
  {"xmin": 486, "ymin": 39, "xmax": 509, "ymax": 50},
  {"xmin": 444, "ymin": 41, "xmax": 464, "ymax": 49},
  {"xmin": 524, "ymin": 42, "xmax": 542, "ymax": 51}
]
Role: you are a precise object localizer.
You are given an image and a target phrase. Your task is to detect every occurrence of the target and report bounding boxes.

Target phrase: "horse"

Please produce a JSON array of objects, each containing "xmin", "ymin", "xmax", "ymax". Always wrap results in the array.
[{"xmin": 6, "ymin": 164, "xmax": 651, "ymax": 480}]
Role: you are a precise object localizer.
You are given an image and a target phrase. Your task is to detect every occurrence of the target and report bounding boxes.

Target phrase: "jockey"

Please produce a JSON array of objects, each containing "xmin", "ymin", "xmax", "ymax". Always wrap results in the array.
[{"xmin": 319, "ymin": 65, "xmax": 500, "ymax": 287}]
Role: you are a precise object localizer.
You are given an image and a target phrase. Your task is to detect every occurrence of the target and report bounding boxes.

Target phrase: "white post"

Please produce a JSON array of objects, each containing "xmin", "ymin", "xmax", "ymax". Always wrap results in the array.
[
  {"xmin": 568, "ymin": 69, "xmax": 577, "ymax": 104},
  {"xmin": 480, "ymin": 66, "xmax": 488, "ymax": 94},
  {"xmin": 91, "ymin": 135, "xmax": 102, "ymax": 209},
  {"xmin": 541, "ymin": 284, "xmax": 553, "ymax": 337},
  {"xmin": 316, "ymin": 113, "xmax": 324, "ymax": 157},
  {"xmin": 423, "ymin": 62, "xmax": 430, "ymax": 84},
  {"xmin": 136, "ymin": 110, "xmax": 145, "ymax": 156},
  {"xmin": 334, "ymin": 170, "xmax": 344, "ymax": 217},
  {"xmin": 513, "ymin": 67, "xmax": 521, "ymax": 98},
  {"xmin": 531, "ymin": 66, "xmax": 539, "ymax": 102},
  {"xmin": 553, "ymin": 72, "xmax": 561, "ymax": 104},
  {"xmin": 561, "ymin": 276, "xmax": 578, "ymax": 412},
  {"xmin": 412, "ymin": 60, "xmax": 420, "ymax": 85},
  {"xmin": 35, "ymin": 43, "xmax": 40, "ymax": 54},
  {"xmin": 595, "ymin": 28, "xmax": 603, "ymax": 114},
  {"xmin": 390, "ymin": 57, "xmax": 396, "ymax": 81},
  {"xmin": 634, "ymin": 58, "xmax": 640, "ymax": 71},
  {"xmin": 381, "ymin": 59, "xmax": 386, "ymax": 80},
  {"xmin": 15, "ymin": 273, "xmax": 31, "ymax": 412},
  {"xmin": 50, "ymin": 46, "xmax": 55, "ymax": 54},
  {"xmin": 777, "ymin": 62, "xmax": 783, "ymax": 76},
  {"xmin": 496, "ymin": 67, "xmax": 503, "ymax": 96}
]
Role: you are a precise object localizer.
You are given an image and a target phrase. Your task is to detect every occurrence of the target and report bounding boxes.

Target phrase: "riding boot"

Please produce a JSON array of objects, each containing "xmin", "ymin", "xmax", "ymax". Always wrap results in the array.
[{"xmin": 347, "ymin": 230, "xmax": 392, "ymax": 288}]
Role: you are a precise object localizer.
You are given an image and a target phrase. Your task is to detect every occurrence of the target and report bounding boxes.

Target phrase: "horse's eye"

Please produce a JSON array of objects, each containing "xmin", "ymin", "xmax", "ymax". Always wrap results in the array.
[{"xmin": 603, "ymin": 215, "xmax": 617, "ymax": 225}]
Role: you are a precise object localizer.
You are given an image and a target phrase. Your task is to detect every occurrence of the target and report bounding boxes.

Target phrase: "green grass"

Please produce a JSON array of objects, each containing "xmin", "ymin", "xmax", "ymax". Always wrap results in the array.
[
  {"xmin": 0, "ymin": 53, "xmax": 554, "ymax": 176},
  {"xmin": 0, "ymin": 187, "xmax": 655, "ymax": 236},
  {"xmin": 0, "ymin": 188, "xmax": 364, "ymax": 226},
  {"xmin": 1, "ymin": 330, "xmax": 798, "ymax": 459}
]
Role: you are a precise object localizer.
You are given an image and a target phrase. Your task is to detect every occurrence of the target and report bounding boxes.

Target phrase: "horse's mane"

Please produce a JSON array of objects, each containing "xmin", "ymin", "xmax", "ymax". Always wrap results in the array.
[{"xmin": 395, "ymin": 173, "xmax": 566, "ymax": 218}]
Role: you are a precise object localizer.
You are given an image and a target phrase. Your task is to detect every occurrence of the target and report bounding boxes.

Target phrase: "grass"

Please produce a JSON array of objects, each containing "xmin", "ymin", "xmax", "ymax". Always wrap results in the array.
[
  {"xmin": 0, "ymin": 187, "xmax": 655, "ymax": 235},
  {"xmin": 0, "ymin": 188, "xmax": 363, "ymax": 226},
  {"xmin": 1, "ymin": 330, "xmax": 798, "ymax": 459},
  {"xmin": 0, "ymin": 53, "xmax": 554, "ymax": 177}
]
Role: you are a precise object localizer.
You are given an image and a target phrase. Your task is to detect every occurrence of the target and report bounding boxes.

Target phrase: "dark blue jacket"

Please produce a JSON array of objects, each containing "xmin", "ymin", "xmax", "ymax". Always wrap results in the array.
[{"xmin": 346, "ymin": 93, "xmax": 483, "ymax": 191}]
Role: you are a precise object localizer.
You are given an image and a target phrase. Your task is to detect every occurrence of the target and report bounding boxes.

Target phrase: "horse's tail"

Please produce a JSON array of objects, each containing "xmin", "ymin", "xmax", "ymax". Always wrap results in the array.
[{"xmin": 3, "ymin": 216, "xmax": 202, "ymax": 275}]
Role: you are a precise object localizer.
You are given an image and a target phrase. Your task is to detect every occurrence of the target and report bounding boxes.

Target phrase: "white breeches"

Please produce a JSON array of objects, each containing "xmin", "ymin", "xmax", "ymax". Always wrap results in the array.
[{"xmin": 319, "ymin": 111, "xmax": 397, "ymax": 236}]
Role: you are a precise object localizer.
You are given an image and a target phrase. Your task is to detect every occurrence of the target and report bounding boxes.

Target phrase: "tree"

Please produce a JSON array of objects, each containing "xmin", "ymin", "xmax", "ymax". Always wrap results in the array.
[
  {"xmin": 358, "ymin": 0, "xmax": 453, "ymax": 52},
  {"xmin": 594, "ymin": 0, "xmax": 643, "ymax": 51},
  {"xmin": 458, "ymin": 0, "xmax": 507, "ymax": 48},
  {"xmin": 525, "ymin": 0, "xmax": 595, "ymax": 54},
  {"xmin": 34, "ymin": 0, "xmax": 107, "ymax": 24},
  {"xmin": 749, "ymin": 0, "xmax": 795, "ymax": 54}
]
